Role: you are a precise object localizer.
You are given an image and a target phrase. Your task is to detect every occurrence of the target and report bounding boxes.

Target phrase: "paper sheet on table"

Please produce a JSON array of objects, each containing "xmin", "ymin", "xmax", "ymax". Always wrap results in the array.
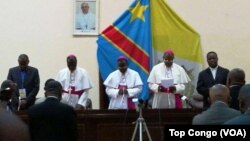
[{"xmin": 161, "ymin": 78, "xmax": 174, "ymax": 88}]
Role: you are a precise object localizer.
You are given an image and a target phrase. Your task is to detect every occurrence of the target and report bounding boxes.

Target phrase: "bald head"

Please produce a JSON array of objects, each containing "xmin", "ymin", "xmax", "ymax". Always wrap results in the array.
[
  {"xmin": 227, "ymin": 68, "xmax": 245, "ymax": 86},
  {"xmin": 238, "ymin": 84, "xmax": 250, "ymax": 113},
  {"xmin": 209, "ymin": 84, "xmax": 230, "ymax": 104}
]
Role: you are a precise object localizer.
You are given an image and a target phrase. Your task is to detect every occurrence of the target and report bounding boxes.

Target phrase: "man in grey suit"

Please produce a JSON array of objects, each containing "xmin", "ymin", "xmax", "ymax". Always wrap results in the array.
[
  {"xmin": 225, "ymin": 84, "xmax": 250, "ymax": 124},
  {"xmin": 192, "ymin": 84, "xmax": 240, "ymax": 125},
  {"xmin": 7, "ymin": 54, "xmax": 40, "ymax": 111}
]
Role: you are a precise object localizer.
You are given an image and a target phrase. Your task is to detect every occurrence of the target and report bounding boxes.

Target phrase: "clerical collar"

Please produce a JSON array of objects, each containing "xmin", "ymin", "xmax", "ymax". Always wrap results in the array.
[
  {"xmin": 214, "ymin": 100, "xmax": 227, "ymax": 106},
  {"xmin": 47, "ymin": 96, "xmax": 58, "ymax": 99}
]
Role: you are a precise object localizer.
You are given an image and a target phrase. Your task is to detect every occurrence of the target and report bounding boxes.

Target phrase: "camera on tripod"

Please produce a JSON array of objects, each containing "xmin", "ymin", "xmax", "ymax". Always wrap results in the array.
[{"xmin": 132, "ymin": 98, "xmax": 145, "ymax": 112}]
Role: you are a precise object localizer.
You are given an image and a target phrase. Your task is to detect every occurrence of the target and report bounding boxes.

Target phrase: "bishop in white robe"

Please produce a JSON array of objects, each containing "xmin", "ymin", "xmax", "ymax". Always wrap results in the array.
[
  {"xmin": 104, "ymin": 56, "xmax": 143, "ymax": 109},
  {"xmin": 56, "ymin": 55, "xmax": 93, "ymax": 109},
  {"xmin": 148, "ymin": 50, "xmax": 190, "ymax": 109}
]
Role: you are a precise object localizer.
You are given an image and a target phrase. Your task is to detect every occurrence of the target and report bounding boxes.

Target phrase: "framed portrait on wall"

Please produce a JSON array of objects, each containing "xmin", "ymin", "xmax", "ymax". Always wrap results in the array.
[{"xmin": 73, "ymin": 0, "xmax": 99, "ymax": 35}]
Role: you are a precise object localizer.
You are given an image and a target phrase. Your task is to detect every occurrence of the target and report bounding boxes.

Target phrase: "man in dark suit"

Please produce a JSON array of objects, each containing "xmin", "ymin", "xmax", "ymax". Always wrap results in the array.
[
  {"xmin": 28, "ymin": 80, "xmax": 78, "ymax": 141},
  {"xmin": 7, "ymin": 54, "xmax": 40, "ymax": 111},
  {"xmin": 192, "ymin": 84, "xmax": 240, "ymax": 125},
  {"xmin": 197, "ymin": 51, "xmax": 229, "ymax": 108},
  {"xmin": 227, "ymin": 68, "xmax": 245, "ymax": 110},
  {"xmin": 225, "ymin": 84, "xmax": 250, "ymax": 124}
]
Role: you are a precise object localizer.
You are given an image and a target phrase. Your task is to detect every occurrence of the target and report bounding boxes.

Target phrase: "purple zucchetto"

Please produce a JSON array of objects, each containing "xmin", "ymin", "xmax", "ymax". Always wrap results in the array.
[
  {"xmin": 117, "ymin": 55, "xmax": 128, "ymax": 61},
  {"xmin": 164, "ymin": 49, "xmax": 174, "ymax": 56},
  {"xmin": 67, "ymin": 54, "xmax": 76, "ymax": 58}
]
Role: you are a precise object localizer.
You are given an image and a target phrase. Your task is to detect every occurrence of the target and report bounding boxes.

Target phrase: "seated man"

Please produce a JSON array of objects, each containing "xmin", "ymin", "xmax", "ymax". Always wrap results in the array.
[
  {"xmin": 192, "ymin": 84, "xmax": 240, "ymax": 125},
  {"xmin": 28, "ymin": 81, "xmax": 77, "ymax": 141},
  {"xmin": 35, "ymin": 78, "xmax": 55, "ymax": 105},
  {"xmin": 104, "ymin": 56, "xmax": 143, "ymax": 109},
  {"xmin": 227, "ymin": 68, "xmax": 245, "ymax": 110},
  {"xmin": 0, "ymin": 80, "xmax": 17, "ymax": 112},
  {"xmin": 225, "ymin": 84, "xmax": 250, "ymax": 124},
  {"xmin": 35, "ymin": 78, "xmax": 68, "ymax": 105}
]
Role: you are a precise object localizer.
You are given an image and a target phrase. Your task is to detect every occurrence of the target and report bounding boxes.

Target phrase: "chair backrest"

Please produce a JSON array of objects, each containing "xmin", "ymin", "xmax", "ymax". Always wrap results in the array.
[
  {"xmin": 187, "ymin": 94, "xmax": 204, "ymax": 109},
  {"xmin": 86, "ymin": 98, "xmax": 92, "ymax": 109}
]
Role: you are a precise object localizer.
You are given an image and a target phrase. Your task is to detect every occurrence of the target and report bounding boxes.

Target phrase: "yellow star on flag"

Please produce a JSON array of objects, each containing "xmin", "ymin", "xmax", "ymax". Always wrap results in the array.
[{"xmin": 128, "ymin": 2, "xmax": 148, "ymax": 22}]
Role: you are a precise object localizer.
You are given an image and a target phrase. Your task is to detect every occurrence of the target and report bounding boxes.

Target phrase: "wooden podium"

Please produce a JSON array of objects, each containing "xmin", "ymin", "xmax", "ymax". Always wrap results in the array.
[{"xmin": 17, "ymin": 109, "xmax": 201, "ymax": 141}]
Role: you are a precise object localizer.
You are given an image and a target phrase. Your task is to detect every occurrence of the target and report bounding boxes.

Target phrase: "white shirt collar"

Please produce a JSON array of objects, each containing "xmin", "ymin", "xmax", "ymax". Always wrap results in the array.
[
  {"xmin": 209, "ymin": 66, "xmax": 218, "ymax": 71},
  {"xmin": 209, "ymin": 66, "xmax": 218, "ymax": 79},
  {"xmin": 47, "ymin": 96, "xmax": 58, "ymax": 99}
]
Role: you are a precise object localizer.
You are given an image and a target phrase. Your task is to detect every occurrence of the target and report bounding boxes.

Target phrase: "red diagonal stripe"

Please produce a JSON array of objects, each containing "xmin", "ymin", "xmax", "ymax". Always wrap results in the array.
[{"xmin": 103, "ymin": 26, "xmax": 149, "ymax": 71}]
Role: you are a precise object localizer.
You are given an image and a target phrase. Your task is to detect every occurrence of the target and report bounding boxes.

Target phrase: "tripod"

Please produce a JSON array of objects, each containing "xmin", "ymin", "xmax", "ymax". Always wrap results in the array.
[{"xmin": 131, "ymin": 103, "xmax": 152, "ymax": 141}]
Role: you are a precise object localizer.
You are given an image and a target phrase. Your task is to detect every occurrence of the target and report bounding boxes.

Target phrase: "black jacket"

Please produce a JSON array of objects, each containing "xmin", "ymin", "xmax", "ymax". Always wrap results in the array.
[
  {"xmin": 196, "ymin": 66, "xmax": 229, "ymax": 108},
  {"xmin": 229, "ymin": 85, "xmax": 243, "ymax": 110},
  {"xmin": 28, "ymin": 97, "xmax": 78, "ymax": 141},
  {"xmin": 7, "ymin": 66, "xmax": 40, "ymax": 110}
]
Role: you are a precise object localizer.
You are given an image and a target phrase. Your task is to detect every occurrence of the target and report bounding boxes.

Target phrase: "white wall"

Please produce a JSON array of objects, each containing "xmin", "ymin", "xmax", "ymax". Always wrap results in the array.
[
  {"xmin": 0, "ymin": 0, "xmax": 250, "ymax": 109},
  {"xmin": 166, "ymin": 0, "xmax": 250, "ymax": 72}
]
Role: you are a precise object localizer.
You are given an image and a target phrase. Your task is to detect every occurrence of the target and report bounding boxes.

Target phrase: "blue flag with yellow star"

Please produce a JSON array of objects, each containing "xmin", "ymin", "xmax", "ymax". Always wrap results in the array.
[{"xmin": 97, "ymin": 0, "xmax": 152, "ymax": 101}]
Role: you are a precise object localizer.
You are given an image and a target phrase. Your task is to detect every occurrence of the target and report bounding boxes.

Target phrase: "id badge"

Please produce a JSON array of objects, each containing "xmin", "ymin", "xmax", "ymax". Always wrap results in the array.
[{"xmin": 19, "ymin": 89, "xmax": 26, "ymax": 99}]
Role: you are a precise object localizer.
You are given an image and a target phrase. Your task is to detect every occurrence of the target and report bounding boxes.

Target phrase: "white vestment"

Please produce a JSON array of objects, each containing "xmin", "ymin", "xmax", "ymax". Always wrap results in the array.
[
  {"xmin": 75, "ymin": 12, "xmax": 95, "ymax": 31},
  {"xmin": 104, "ymin": 68, "xmax": 143, "ymax": 109},
  {"xmin": 147, "ymin": 62, "xmax": 190, "ymax": 109},
  {"xmin": 55, "ymin": 67, "xmax": 93, "ymax": 107}
]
